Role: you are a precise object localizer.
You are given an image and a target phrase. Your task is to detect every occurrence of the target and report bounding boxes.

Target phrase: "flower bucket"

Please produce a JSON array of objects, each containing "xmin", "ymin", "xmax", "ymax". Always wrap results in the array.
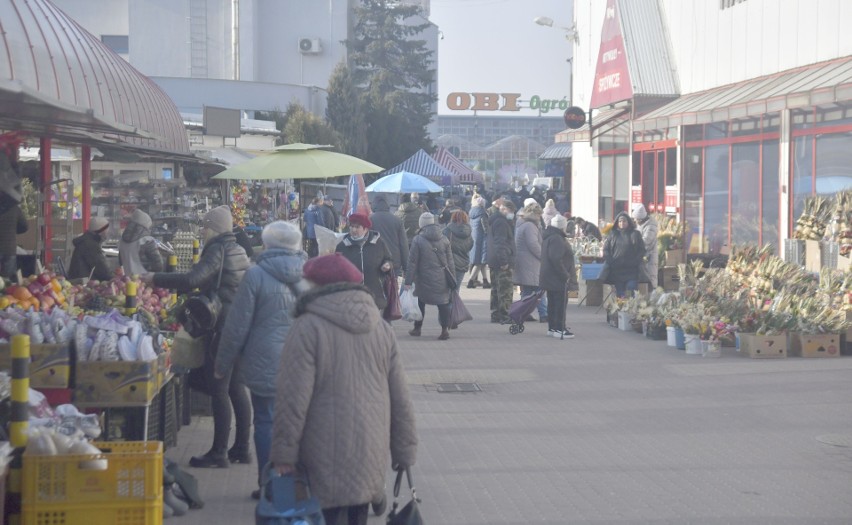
[
  {"xmin": 646, "ymin": 325, "xmax": 667, "ymax": 340},
  {"xmin": 702, "ymin": 339, "xmax": 721, "ymax": 358},
  {"xmin": 617, "ymin": 311, "xmax": 631, "ymax": 331},
  {"xmin": 735, "ymin": 332, "xmax": 741, "ymax": 351},
  {"xmin": 684, "ymin": 334, "xmax": 702, "ymax": 355},
  {"xmin": 631, "ymin": 319, "xmax": 644, "ymax": 333},
  {"xmin": 666, "ymin": 326, "xmax": 678, "ymax": 347},
  {"xmin": 674, "ymin": 327, "xmax": 686, "ymax": 350}
]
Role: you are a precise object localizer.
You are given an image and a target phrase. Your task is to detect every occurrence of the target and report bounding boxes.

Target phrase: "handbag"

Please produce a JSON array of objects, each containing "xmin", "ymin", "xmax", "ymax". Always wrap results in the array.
[
  {"xmin": 256, "ymin": 463, "xmax": 325, "ymax": 525},
  {"xmin": 177, "ymin": 247, "xmax": 225, "ymax": 338},
  {"xmin": 383, "ymin": 273, "xmax": 402, "ymax": 321},
  {"xmin": 433, "ymin": 246, "xmax": 457, "ymax": 290},
  {"xmin": 171, "ymin": 328, "xmax": 205, "ymax": 369},
  {"xmin": 449, "ymin": 290, "xmax": 473, "ymax": 327},
  {"xmin": 386, "ymin": 467, "xmax": 424, "ymax": 525}
]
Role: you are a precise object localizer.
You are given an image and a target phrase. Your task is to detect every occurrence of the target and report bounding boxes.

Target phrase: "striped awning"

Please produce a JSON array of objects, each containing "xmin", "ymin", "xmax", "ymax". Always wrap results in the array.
[
  {"xmin": 539, "ymin": 142, "xmax": 573, "ymax": 160},
  {"xmin": 431, "ymin": 147, "xmax": 484, "ymax": 184},
  {"xmin": 382, "ymin": 149, "xmax": 458, "ymax": 186}
]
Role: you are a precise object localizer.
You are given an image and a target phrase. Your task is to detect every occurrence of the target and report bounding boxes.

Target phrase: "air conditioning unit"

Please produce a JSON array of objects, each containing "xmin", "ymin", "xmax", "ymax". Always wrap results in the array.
[{"xmin": 298, "ymin": 38, "xmax": 322, "ymax": 54}]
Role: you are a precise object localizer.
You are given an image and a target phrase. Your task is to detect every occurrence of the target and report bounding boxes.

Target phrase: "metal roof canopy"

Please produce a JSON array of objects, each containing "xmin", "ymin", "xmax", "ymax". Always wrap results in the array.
[
  {"xmin": 634, "ymin": 57, "xmax": 852, "ymax": 132},
  {"xmin": 539, "ymin": 141, "xmax": 573, "ymax": 160},
  {"xmin": 0, "ymin": 0, "xmax": 190, "ymax": 157}
]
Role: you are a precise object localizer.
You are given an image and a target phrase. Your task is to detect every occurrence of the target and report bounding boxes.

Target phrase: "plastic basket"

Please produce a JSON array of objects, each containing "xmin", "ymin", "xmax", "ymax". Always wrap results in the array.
[{"xmin": 22, "ymin": 441, "xmax": 163, "ymax": 525}]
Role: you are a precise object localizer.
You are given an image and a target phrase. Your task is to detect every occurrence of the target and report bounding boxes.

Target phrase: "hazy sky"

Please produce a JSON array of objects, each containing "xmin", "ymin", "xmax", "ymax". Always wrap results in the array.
[{"xmin": 429, "ymin": 0, "xmax": 574, "ymax": 117}]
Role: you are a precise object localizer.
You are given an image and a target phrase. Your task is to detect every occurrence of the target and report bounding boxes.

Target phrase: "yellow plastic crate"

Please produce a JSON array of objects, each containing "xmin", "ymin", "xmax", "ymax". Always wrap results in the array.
[{"xmin": 22, "ymin": 441, "xmax": 163, "ymax": 525}]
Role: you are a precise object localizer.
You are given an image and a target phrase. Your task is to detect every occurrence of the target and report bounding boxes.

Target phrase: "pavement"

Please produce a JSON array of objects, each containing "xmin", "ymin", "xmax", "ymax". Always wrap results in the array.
[{"xmin": 165, "ymin": 284, "xmax": 852, "ymax": 524}]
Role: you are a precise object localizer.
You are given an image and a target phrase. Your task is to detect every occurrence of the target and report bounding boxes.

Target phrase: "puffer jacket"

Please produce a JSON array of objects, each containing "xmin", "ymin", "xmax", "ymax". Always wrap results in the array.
[
  {"xmin": 395, "ymin": 202, "xmax": 423, "ymax": 243},
  {"xmin": 486, "ymin": 212, "xmax": 514, "ymax": 269},
  {"xmin": 513, "ymin": 215, "xmax": 543, "ymax": 286},
  {"xmin": 540, "ymin": 226, "xmax": 578, "ymax": 292},
  {"xmin": 270, "ymin": 283, "xmax": 417, "ymax": 508},
  {"xmin": 468, "ymin": 205, "xmax": 488, "ymax": 265},
  {"xmin": 68, "ymin": 231, "xmax": 111, "ymax": 281},
  {"xmin": 370, "ymin": 198, "xmax": 409, "ymax": 273},
  {"xmin": 443, "ymin": 222, "xmax": 473, "ymax": 275},
  {"xmin": 335, "ymin": 231, "xmax": 392, "ymax": 309},
  {"xmin": 602, "ymin": 212, "xmax": 646, "ymax": 285},
  {"xmin": 215, "ymin": 248, "xmax": 307, "ymax": 397},
  {"xmin": 405, "ymin": 224, "xmax": 454, "ymax": 305},
  {"xmin": 118, "ymin": 222, "xmax": 163, "ymax": 276},
  {"xmin": 153, "ymin": 232, "xmax": 250, "ymax": 328},
  {"xmin": 638, "ymin": 215, "xmax": 659, "ymax": 285},
  {"xmin": 303, "ymin": 204, "xmax": 324, "ymax": 240}
]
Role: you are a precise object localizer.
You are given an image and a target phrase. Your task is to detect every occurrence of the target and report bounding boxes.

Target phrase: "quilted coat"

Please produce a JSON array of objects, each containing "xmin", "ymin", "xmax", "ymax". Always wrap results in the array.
[
  {"xmin": 68, "ymin": 231, "xmax": 112, "ymax": 282},
  {"xmin": 443, "ymin": 221, "xmax": 473, "ymax": 275},
  {"xmin": 637, "ymin": 215, "xmax": 659, "ymax": 287},
  {"xmin": 513, "ymin": 215, "xmax": 543, "ymax": 286},
  {"xmin": 395, "ymin": 201, "xmax": 423, "ymax": 243},
  {"xmin": 270, "ymin": 283, "xmax": 418, "ymax": 508},
  {"xmin": 153, "ymin": 232, "xmax": 250, "ymax": 329},
  {"xmin": 214, "ymin": 248, "xmax": 306, "ymax": 397},
  {"xmin": 601, "ymin": 212, "xmax": 646, "ymax": 285},
  {"xmin": 405, "ymin": 224, "xmax": 454, "ymax": 305}
]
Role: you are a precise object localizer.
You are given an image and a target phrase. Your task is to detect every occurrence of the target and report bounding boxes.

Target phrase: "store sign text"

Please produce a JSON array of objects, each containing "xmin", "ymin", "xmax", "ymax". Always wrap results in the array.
[{"xmin": 446, "ymin": 92, "xmax": 571, "ymax": 114}]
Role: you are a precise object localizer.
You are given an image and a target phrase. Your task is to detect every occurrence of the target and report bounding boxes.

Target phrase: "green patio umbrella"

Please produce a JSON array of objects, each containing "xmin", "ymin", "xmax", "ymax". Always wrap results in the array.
[{"xmin": 211, "ymin": 143, "xmax": 383, "ymax": 180}]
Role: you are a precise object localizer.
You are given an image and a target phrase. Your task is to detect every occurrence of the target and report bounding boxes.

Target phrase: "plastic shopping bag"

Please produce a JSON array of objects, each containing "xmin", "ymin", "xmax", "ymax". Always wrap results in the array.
[
  {"xmin": 315, "ymin": 225, "xmax": 346, "ymax": 256},
  {"xmin": 400, "ymin": 285, "xmax": 422, "ymax": 323}
]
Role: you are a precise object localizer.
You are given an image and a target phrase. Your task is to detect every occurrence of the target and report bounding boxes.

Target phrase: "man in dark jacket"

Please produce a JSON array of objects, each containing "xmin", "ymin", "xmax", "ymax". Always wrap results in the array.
[
  {"xmin": 319, "ymin": 194, "xmax": 339, "ymax": 233},
  {"xmin": 575, "ymin": 217, "xmax": 602, "ymax": 241},
  {"xmin": 335, "ymin": 213, "xmax": 393, "ymax": 310},
  {"xmin": 303, "ymin": 197, "xmax": 325, "ymax": 258},
  {"xmin": 602, "ymin": 212, "xmax": 645, "ymax": 298},
  {"xmin": 0, "ymin": 185, "xmax": 27, "ymax": 280},
  {"xmin": 540, "ymin": 215, "xmax": 578, "ymax": 339},
  {"xmin": 68, "ymin": 217, "xmax": 112, "ymax": 281},
  {"xmin": 369, "ymin": 196, "xmax": 408, "ymax": 277},
  {"xmin": 395, "ymin": 193, "xmax": 423, "ymax": 245},
  {"xmin": 486, "ymin": 201, "xmax": 516, "ymax": 323},
  {"xmin": 142, "ymin": 205, "xmax": 251, "ymax": 468}
]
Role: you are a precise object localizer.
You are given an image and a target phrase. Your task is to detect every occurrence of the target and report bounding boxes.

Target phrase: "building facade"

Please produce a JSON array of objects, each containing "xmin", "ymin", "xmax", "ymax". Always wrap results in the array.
[{"xmin": 565, "ymin": 0, "xmax": 852, "ymax": 254}]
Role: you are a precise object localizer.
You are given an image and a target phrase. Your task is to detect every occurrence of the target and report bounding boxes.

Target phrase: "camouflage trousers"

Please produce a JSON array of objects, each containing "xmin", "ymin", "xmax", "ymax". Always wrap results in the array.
[{"xmin": 489, "ymin": 266, "xmax": 514, "ymax": 321}]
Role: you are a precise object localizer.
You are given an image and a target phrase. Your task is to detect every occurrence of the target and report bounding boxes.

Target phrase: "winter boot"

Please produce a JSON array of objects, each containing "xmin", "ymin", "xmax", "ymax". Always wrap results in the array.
[
  {"xmin": 189, "ymin": 451, "xmax": 229, "ymax": 469},
  {"xmin": 481, "ymin": 278, "xmax": 491, "ymax": 289},
  {"xmin": 438, "ymin": 327, "xmax": 450, "ymax": 340},
  {"xmin": 408, "ymin": 321, "xmax": 422, "ymax": 337},
  {"xmin": 466, "ymin": 279, "xmax": 479, "ymax": 289},
  {"xmin": 227, "ymin": 446, "xmax": 252, "ymax": 465}
]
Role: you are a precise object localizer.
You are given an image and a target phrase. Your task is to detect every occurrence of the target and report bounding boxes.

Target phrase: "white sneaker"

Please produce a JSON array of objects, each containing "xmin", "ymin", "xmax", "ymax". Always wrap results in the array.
[
  {"xmin": 547, "ymin": 329, "xmax": 559, "ymax": 337},
  {"xmin": 552, "ymin": 329, "xmax": 575, "ymax": 339}
]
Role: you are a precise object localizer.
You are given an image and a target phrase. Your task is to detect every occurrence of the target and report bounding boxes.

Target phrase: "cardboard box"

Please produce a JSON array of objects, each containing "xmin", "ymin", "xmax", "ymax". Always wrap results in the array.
[
  {"xmin": 659, "ymin": 266, "xmax": 679, "ymax": 291},
  {"xmin": 74, "ymin": 358, "xmax": 158, "ymax": 406},
  {"xmin": 739, "ymin": 333, "xmax": 787, "ymax": 359},
  {"xmin": 0, "ymin": 343, "xmax": 72, "ymax": 388},
  {"xmin": 789, "ymin": 332, "xmax": 841, "ymax": 358},
  {"xmin": 664, "ymin": 249, "xmax": 683, "ymax": 267},
  {"xmin": 805, "ymin": 240, "xmax": 821, "ymax": 273},
  {"xmin": 838, "ymin": 253, "xmax": 851, "ymax": 272}
]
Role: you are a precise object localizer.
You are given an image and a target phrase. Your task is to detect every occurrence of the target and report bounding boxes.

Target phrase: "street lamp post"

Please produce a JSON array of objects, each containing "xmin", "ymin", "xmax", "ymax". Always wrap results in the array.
[{"xmin": 533, "ymin": 16, "xmax": 576, "ymax": 106}]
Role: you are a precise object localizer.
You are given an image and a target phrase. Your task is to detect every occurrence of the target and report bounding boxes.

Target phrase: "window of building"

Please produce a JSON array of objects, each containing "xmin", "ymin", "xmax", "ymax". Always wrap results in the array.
[{"xmin": 101, "ymin": 35, "xmax": 129, "ymax": 54}]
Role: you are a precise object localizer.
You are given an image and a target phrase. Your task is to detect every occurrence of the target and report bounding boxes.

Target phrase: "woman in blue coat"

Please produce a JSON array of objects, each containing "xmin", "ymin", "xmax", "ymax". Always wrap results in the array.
[
  {"xmin": 466, "ymin": 195, "xmax": 490, "ymax": 288},
  {"xmin": 214, "ymin": 221, "xmax": 308, "ymax": 499}
]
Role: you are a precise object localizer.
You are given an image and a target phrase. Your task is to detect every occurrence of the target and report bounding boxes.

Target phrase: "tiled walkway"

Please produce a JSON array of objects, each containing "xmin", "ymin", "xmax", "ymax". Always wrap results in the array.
[{"xmin": 166, "ymin": 286, "xmax": 852, "ymax": 524}]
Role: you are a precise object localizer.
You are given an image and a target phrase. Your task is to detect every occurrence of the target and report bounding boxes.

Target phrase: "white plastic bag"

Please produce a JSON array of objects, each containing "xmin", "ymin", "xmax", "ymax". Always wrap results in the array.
[
  {"xmin": 400, "ymin": 285, "xmax": 422, "ymax": 323},
  {"xmin": 315, "ymin": 225, "xmax": 346, "ymax": 256}
]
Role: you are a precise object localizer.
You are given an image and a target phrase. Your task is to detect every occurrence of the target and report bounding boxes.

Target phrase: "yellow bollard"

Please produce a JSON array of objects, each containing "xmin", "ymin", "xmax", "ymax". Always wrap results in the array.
[
  {"xmin": 125, "ymin": 281, "xmax": 137, "ymax": 316},
  {"xmin": 7, "ymin": 334, "xmax": 30, "ymax": 524}
]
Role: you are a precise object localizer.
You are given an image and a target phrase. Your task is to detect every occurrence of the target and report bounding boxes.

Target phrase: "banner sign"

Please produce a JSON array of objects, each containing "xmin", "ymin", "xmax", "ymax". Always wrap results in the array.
[{"xmin": 590, "ymin": 0, "xmax": 633, "ymax": 108}]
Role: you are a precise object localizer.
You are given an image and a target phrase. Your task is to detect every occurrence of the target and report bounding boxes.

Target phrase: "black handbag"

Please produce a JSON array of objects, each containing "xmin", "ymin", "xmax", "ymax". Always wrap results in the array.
[
  {"xmin": 386, "ymin": 467, "xmax": 423, "ymax": 525},
  {"xmin": 178, "ymin": 247, "xmax": 225, "ymax": 338}
]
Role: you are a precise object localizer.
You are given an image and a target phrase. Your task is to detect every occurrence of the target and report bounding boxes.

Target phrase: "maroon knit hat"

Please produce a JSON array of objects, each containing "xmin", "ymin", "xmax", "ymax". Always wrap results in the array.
[
  {"xmin": 303, "ymin": 253, "xmax": 363, "ymax": 286},
  {"xmin": 348, "ymin": 213, "xmax": 372, "ymax": 229}
]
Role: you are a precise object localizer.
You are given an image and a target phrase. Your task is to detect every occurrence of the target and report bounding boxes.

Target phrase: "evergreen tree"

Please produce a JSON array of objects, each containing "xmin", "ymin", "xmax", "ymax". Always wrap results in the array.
[
  {"xmin": 281, "ymin": 102, "xmax": 341, "ymax": 147},
  {"xmin": 346, "ymin": 0, "xmax": 436, "ymax": 168},
  {"xmin": 326, "ymin": 61, "xmax": 368, "ymax": 159}
]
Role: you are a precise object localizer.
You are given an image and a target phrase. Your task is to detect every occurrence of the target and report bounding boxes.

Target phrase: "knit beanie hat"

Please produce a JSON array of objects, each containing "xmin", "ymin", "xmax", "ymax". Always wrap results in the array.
[
  {"xmin": 89, "ymin": 217, "xmax": 109, "ymax": 233},
  {"xmin": 631, "ymin": 204, "xmax": 648, "ymax": 220},
  {"xmin": 419, "ymin": 212, "xmax": 435, "ymax": 228},
  {"xmin": 523, "ymin": 198, "xmax": 538, "ymax": 208},
  {"xmin": 523, "ymin": 202, "xmax": 542, "ymax": 217},
  {"xmin": 348, "ymin": 213, "xmax": 372, "ymax": 229},
  {"xmin": 130, "ymin": 208, "xmax": 153, "ymax": 230},
  {"xmin": 203, "ymin": 205, "xmax": 233, "ymax": 234},
  {"xmin": 262, "ymin": 220, "xmax": 302, "ymax": 250},
  {"xmin": 550, "ymin": 215, "xmax": 568, "ymax": 231},
  {"xmin": 303, "ymin": 253, "xmax": 363, "ymax": 286}
]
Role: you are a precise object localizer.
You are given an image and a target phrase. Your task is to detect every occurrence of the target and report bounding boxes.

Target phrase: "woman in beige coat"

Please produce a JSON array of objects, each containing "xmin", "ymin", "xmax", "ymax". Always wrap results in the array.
[{"xmin": 271, "ymin": 253, "xmax": 418, "ymax": 525}]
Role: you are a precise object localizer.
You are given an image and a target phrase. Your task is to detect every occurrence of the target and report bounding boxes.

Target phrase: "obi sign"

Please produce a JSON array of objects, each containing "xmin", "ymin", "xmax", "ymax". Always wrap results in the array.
[
  {"xmin": 590, "ymin": 0, "xmax": 633, "ymax": 108},
  {"xmin": 446, "ymin": 93, "xmax": 571, "ymax": 114}
]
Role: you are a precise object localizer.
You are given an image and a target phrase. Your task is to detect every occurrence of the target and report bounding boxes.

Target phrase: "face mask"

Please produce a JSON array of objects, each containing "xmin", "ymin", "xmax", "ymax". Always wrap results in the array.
[
  {"xmin": 350, "ymin": 233, "xmax": 366, "ymax": 241},
  {"xmin": 505, "ymin": 212, "xmax": 515, "ymax": 220}
]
